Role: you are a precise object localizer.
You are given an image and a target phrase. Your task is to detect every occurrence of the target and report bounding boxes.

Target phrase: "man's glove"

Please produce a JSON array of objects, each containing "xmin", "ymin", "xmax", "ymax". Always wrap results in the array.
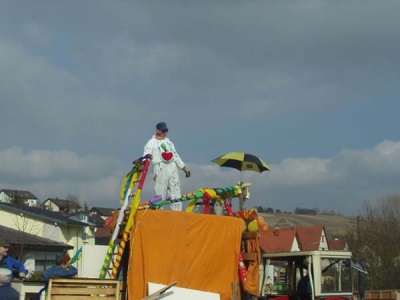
[{"xmin": 182, "ymin": 165, "xmax": 191, "ymax": 178}]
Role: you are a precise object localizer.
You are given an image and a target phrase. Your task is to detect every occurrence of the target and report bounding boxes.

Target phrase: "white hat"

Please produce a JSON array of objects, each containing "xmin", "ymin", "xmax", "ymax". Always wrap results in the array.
[{"xmin": 0, "ymin": 268, "xmax": 12, "ymax": 283}]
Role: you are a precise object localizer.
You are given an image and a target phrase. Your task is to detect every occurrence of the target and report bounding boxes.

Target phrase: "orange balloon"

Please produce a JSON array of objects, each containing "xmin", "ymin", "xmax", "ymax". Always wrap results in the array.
[
  {"xmin": 256, "ymin": 215, "xmax": 265, "ymax": 226},
  {"xmin": 257, "ymin": 216, "xmax": 268, "ymax": 232}
]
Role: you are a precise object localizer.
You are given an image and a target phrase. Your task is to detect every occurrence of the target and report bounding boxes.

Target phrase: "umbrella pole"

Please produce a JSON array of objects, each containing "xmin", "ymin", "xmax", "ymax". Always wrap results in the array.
[
  {"xmin": 239, "ymin": 172, "xmax": 244, "ymax": 210},
  {"xmin": 239, "ymin": 193, "xmax": 244, "ymax": 211}
]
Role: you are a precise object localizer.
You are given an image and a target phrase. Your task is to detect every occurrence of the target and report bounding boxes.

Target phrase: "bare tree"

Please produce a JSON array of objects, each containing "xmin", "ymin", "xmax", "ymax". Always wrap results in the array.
[
  {"xmin": 11, "ymin": 190, "xmax": 25, "ymax": 205},
  {"xmin": 347, "ymin": 194, "xmax": 400, "ymax": 289},
  {"xmin": 66, "ymin": 194, "xmax": 81, "ymax": 214},
  {"xmin": 12, "ymin": 214, "xmax": 42, "ymax": 261}
]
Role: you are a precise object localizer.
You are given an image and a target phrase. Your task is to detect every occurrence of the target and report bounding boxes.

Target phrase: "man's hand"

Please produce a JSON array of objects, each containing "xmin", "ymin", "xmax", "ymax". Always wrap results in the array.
[
  {"xmin": 19, "ymin": 272, "xmax": 26, "ymax": 280},
  {"xmin": 182, "ymin": 165, "xmax": 191, "ymax": 178}
]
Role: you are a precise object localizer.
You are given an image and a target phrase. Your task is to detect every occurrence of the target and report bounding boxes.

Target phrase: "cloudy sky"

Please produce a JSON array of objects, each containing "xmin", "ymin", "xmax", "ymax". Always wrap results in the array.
[{"xmin": 1, "ymin": 1, "xmax": 399, "ymax": 216}]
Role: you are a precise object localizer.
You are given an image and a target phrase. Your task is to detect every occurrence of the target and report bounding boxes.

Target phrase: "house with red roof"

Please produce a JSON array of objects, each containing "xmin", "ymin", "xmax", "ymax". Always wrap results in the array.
[
  {"xmin": 259, "ymin": 226, "xmax": 300, "ymax": 253},
  {"xmin": 259, "ymin": 225, "xmax": 330, "ymax": 253},
  {"xmin": 296, "ymin": 225, "xmax": 329, "ymax": 251},
  {"xmin": 328, "ymin": 238, "xmax": 349, "ymax": 250}
]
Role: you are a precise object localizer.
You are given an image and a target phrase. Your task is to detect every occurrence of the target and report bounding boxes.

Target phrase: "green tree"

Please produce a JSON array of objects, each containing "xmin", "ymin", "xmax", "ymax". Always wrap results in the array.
[
  {"xmin": 347, "ymin": 194, "xmax": 400, "ymax": 289},
  {"xmin": 265, "ymin": 207, "xmax": 274, "ymax": 213},
  {"xmin": 256, "ymin": 206, "xmax": 265, "ymax": 213}
]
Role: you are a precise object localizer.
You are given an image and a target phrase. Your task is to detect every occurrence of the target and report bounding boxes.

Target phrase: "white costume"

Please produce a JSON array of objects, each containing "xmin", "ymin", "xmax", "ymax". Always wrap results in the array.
[{"xmin": 144, "ymin": 135, "xmax": 185, "ymax": 211}]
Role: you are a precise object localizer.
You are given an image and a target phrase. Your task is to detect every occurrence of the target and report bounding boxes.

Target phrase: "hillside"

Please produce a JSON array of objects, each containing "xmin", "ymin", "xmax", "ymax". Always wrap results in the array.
[{"xmin": 259, "ymin": 212, "xmax": 357, "ymax": 239}]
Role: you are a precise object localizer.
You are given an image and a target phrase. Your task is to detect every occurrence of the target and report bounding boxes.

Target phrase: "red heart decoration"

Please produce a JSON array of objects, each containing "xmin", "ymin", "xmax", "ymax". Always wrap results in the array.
[{"xmin": 162, "ymin": 152, "xmax": 173, "ymax": 161}]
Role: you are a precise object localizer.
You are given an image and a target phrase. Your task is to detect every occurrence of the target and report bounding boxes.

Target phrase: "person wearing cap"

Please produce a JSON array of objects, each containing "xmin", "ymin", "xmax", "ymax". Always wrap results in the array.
[
  {"xmin": 144, "ymin": 122, "xmax": 191, "ymax": 211},
  {"xmin": 0, "ymin": 239, "xmax": 26, "ymax": 300},
  {"xmin": 44, "ymin": 253, "xmax": 77, "ymax": 281},
  {"xmin": 35, "ymin": 253, "xmax": 78, "ymax": 300}
]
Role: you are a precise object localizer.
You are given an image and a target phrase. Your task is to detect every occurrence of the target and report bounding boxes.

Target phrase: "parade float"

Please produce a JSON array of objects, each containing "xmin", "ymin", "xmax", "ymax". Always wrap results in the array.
[
  {"xmin": 94, "ymin": 153, "xmax": 270, "ymax": 300},
  {"xmin": 44, "ymin": 153, "xmax": 366, "ymax": 300}
]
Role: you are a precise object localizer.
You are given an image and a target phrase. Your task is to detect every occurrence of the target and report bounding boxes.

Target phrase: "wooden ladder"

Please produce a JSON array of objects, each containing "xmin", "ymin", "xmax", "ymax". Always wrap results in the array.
[{"xmin": 99, "ymin": 155, "xmax": 151, "ymax": 279}]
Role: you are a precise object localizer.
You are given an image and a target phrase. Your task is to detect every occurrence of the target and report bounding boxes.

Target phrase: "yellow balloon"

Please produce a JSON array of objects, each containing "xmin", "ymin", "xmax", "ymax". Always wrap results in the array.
[{"xmin": 248, "ymin": 219, "xmax": 259, "ymax": 232}]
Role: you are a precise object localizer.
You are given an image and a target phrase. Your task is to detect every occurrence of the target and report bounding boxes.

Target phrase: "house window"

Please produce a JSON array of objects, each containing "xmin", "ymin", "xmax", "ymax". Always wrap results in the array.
[
  {"xmin": 35, "ymin": 253, "xmax": 57, "ymax": 272},
  {"xmin": 83, "ymin": 226, "xmax": 91, "ymax": 242},
  {"xmin": 83, "ymin": 231, "xmax": 88, "ymax": 242}
]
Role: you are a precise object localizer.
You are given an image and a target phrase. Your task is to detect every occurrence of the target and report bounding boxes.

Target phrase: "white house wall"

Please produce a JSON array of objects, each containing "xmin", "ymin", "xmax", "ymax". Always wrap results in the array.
[
  {"xmin": 78, "ymin": 245, "xmax": 108, "ymax": 278},
  {"xmin": 291, "ymin": 237, "xmax": 301, "ymax": 252},
  {"xmin": 319, "ymin": 230, "xmax": 329, "ymax": 250},
  {"xmin": 0, "ymin": 192, "xmax": 37, "ymax": 205},
  {"xmin": 43, "ymin": 200, "xmax": 60, "ymax": 212},
  {"xmin": 0, "ymin": 192, "xmax": 11, "ymax": 203},
  {"xmin": 0, "ymin": 210, "xmax": 45, "ymax": 236},
  {"xmin": 0, "ymin": 210, "xmax": 95, "ymax": 250},
  {"xmin": 42, "ymin": 222, "xmax": 65, "ymax": 242}
]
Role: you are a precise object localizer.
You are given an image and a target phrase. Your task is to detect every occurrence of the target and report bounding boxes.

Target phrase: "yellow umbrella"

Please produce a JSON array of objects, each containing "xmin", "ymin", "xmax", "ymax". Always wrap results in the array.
[{"xmin": 212, "ymin": 152, "xmax": 270, "ymax": 173}]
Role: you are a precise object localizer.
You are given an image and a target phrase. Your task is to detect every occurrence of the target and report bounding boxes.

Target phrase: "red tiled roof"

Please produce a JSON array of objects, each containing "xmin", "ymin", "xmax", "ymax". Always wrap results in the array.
[
  {"xmin": 329, "ymin": 238, "xmax": 347, "ymax": 250},
  {"xmin": 95, "ymin": 226, "xmax": 112, "ymax": 238},
  {"xmin": 259, "ymin": 227, "xmax": 297, "ymax": 253},
  {"xmin": 259, "ymin": 225, "xmax": 332, "ymax": 253},
  {"xmin": 296, "ymin": 225, "xmax": 324, "ymax": 250}
]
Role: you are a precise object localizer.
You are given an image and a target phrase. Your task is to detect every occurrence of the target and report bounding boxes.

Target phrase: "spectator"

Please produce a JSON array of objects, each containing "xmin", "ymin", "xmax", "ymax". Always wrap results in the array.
[
  {"xmin": 296, "ymin": 258, "xmax": 312, "ymax": 300},
  {"xmin": 0, "ymin": 238, "xmax": 26, "ymax": 300},
  {"xmin": 44, "ymin": 253, "xmax": 77, "ymax": 281},
  {"xmin": 36, "ymin": 253, "xmax": 78, "ymax": 300},
  {"xmin": 296, "ymin": 273, "xmax": 311, "ymax": 300}
]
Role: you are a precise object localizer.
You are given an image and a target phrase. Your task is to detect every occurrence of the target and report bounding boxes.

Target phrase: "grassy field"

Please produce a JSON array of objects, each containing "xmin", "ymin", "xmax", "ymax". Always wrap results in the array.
[{"xmin": 259, "ymin": 212, "xmax": 357, "ymax": 238}]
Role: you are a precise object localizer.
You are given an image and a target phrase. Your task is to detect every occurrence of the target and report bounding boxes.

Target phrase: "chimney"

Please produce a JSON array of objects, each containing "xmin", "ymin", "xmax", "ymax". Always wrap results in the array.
[{"xmin": 273, "ymin": 227, "xmax": 280, "ymax": 236}]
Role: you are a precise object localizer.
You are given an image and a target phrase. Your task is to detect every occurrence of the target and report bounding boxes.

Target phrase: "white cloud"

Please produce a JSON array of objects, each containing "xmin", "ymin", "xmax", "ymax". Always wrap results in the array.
[
  {"xmin": 0, "ymin": 146, "xmax": 124, "ymax": 204},
  {"xmin": 1, "ymin": 140, "xmax": 400, "ymax": 215},
  {"xmin": 268, "ymin": 157, "xmax": 340, "ymax": 186},
  {"xmin": 0, "ymin": 146, "xmax": 122, "ymax": 180},
  {"xmin": 19, "ymin": 22, "xmax": 54, "ymax": 48}
]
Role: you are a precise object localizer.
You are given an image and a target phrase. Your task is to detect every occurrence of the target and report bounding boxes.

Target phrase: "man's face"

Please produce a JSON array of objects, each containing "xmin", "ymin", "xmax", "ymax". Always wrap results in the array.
[
  {"xmin": 157, "ymin": 129, "xmax": 168, "ymax": 135},
  {"xmin": 156, "ymin": 129, "xmax": 168, "ymax": 139},
  {"xmin": 0, "ymin": 246, "xmax": 9, "ymax": 256}
]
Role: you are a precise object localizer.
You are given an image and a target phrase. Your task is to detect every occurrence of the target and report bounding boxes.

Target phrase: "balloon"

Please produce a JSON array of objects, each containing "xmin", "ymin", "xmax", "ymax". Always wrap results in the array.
[
  {"xmin": 248, "ymin": 219, "xmax": 259, "ymax": 232},
  {"xmin": 257, "ymin": 216, "xmax": 268, "ymax": 232}
]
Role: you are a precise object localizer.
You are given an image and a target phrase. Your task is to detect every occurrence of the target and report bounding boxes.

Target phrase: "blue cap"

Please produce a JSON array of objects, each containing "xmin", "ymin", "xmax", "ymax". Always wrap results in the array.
[{"xmin": 156, "ymin": 122, "xmax": 168, "ymax": 131}]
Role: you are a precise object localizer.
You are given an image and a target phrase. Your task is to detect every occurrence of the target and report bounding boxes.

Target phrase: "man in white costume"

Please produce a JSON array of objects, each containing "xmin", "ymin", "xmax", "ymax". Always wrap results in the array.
[{"xmin": 144, "ymin": 122, "xmax": 191, "ymax": 211}]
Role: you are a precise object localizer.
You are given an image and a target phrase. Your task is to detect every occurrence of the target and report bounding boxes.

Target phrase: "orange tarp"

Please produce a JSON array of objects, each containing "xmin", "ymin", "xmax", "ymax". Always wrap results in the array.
[
  {"xmin": 128, "ymin": 209, "xmax": 244, "ymax": 300},
  {"xmin": 245, "ymin": 237, "xmax": 261, "ymax": 295}
]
